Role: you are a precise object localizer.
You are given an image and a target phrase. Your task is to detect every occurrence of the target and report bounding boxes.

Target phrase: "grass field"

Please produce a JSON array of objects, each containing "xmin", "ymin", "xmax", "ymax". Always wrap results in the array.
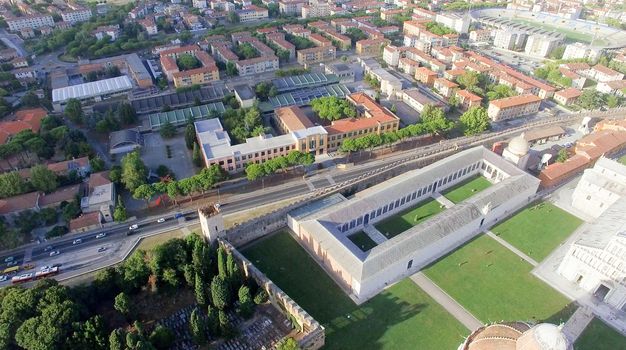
[
  {"xmin": 491, "ymin": 202, "xmax": 582, "ymax": 261},
  {"xmin": 374, "ymin": 199, "xmax": 445, "ymax": 238},
  {"xmin": 348, "ymin": 231, "xmax": 378, "ymax": 252},
  {"xmin": 424, "ymin": 234, "xmax": 571, "ymax": 323},
  {"xmin": 509, "ymin": 19, "xmax": 604, "ymax": 45},
  {"xmin": 575, "ymin": 318, "xmax": 626, "ymax": 350},
  {"xmin": 442, "ymin": 176, "xmax": 492, "ymax": 204},
  {"xmin": 619, "ymin": 154, "xmax": 626, "ymax": 166},
  {"xmin": 242, "ymin": 231, "xmax": 469, "ymax": 349}
]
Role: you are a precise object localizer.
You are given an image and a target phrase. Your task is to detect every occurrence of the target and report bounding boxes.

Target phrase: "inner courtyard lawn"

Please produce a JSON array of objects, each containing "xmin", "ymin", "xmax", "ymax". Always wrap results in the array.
[
  {"xmin": 348, "ymin": 231, "xmax": 378, "ymax": 252},
  {"xmin": 374, "ymin": 198, "xmax": 445, "ymax": 239},
  {"xmin": 242, "ymin": 231, "xmax": 469, "ymax": 350},
  {"xmin": 441, "ymin": 176, "xmax": 492, "ymax": 204},
  {"xmin": 575, "ymin": 318, "xmax": 626, "ymax": 350},
  {"xmin": 490, "ymin": 202, "xmax": 583, "ymax": 261},
  {"xmin": 424, "ymin": 234, "xmax": 571, "ymax": 323}
]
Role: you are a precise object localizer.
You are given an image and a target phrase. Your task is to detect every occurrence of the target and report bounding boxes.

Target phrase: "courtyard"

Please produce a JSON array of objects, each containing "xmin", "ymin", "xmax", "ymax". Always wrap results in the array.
[
  {"xmin": 242, "ymin": 231, "xmax": 469, "ymax": 350},
  {"xmin": 140, "ymin": 132, "xmax": 196, "ymax": 180},
  {"xmin": 441, "ymin": 175, "xmax": 492, "ymax": 204},
  {"xmin": 424, "ymin": 234, "xmax": 572, "ymax": 323},
  {"xmin": 348, "ymin": 231, "xmax": 378, "ymax": 252},
  {"xmin": 374, "ymin": 198, "xmax": 445, "ymax": 238},
  {"xmin": 490, "ymin": 202, "xmax": 583, "ymax": 261}
]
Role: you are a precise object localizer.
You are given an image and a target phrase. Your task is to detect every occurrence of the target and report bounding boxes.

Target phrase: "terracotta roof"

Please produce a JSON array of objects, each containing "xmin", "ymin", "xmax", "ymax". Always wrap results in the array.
[
  {"xmin": 558, "ymin": 67, "xmax": 580, "ymax": 79},
  {"xmin": 0, "ymin": 108, "xmax": 47, "ymax": 144},
  {"xmin": 592, "ymin": 64, "xmax": 621, "ymax": 77},
  {"xmin": 38, "ymin": 184, "xmax": 81, "ymax": 207},
  {"xmin": 159, "ymin": 44, "xmax": 200, "ymax": 56},
  {"xmin": 415, "ymin": 66, "xmax": 437, "ymax": 76},
  {"xmin": 605, "ymin": 80, "xmax": 626, "ymax": 90},
  {"xmin": 456, "ymin": 89, "xmax": 482, "ymax": 102},
  {"xmin": 489, "ymin": 94, "xmax": 541, "ymax": 109},
  {"xmin": 276, "ymin": 106, "xmax": 313, "ymax": 132},
  {"xmin": 47, "ymin": 156, "xmax": 90, "ymax": 173},
  {"xmin": 523, "ymin": 126, "xmax": 566, "ymax": 142},
  {"xmin": 576, "ymin": 130, "xmax": 626, "ymax": 161},
  {"xmin": 445, "ymin": 68, "xmax": 465, "ymax": 77},
  {"xmin": 555, "ymin": 88, "xmax": 582, "ymax": 99},
  {"xmin": 89, "ymin": 171, "xmax": 111, "ymax": 191},
  {"xmin": 70, "ymin": 212, "xmax": 102, "ymax": 232},
  {"xmin": 435, "ymin": 78, "xmax": 458, "ymax": 89},
  {"xmin": 326, "ymin": 92, "xmax": 398, "ymax": 134},
  {"xmin": 0, "ymin": 191, "xmax": 39, "ymax": 215},
  {"xmin": 540, "ymin": 154, "xmax": 590, "ymax": 181},
  {"xmin": 562, "ymin": 62, "xmax": 590, "ymax": 71}
]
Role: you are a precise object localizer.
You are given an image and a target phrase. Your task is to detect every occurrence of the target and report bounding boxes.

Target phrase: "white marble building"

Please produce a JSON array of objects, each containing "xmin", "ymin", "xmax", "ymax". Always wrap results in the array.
[
  {"xmin": 288, "ymin": 146, "xmax": 540, "ymax": 301},
  {"xmin": 571, "ymin": 157, "xmax": 626, "ymax": 219}
]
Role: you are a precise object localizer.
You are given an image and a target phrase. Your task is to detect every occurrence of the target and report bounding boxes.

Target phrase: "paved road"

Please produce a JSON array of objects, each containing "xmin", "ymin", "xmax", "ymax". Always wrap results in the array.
[{"xmin": 410, "ymin": 272, "xmax": 483, "ymax": 331}]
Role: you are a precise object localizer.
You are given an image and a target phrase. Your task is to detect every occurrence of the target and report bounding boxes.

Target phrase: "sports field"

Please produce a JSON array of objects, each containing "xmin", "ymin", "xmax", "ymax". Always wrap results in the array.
[
  {"xmin": 348, "ymin": 231, "xmax": 378, "ymax": 252},
  {"xmin": 374, "ymin": 198, "xmax": 445, "ymax": 238},
  {"xmin": 491, "ymin": 202, "xmax": 582, "ymax": 261},
  {"xmin": 424, "ymin": 234, "xmax": 571, "ymax": 323},
  {"xmin": 509, "ymin": 19, "xmax": 606, "ymax": 45},
  {"xmin": 442, "ymin": 176, "xmax": 492, "ymax": 204},
  {"xmin": 575, "ymin": 318, "xmax": 626, "ymax": 350},
  {"xmin": 242, "ymin": 231, "xmax": 469, "ymax": 349}
]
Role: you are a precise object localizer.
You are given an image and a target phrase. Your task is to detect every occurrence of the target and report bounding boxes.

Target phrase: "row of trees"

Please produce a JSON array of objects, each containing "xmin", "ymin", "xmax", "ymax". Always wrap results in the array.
[
  {"xmin": 534, "ymin": 63, "xmax": 573, "ymax": 88},
  {"xmin": 0, "ymin": 165, "xmax": 58, "ymax": 198},
  {"xmin": 245, "ymin": 150, "xmax": 315, "ymax": 181}
]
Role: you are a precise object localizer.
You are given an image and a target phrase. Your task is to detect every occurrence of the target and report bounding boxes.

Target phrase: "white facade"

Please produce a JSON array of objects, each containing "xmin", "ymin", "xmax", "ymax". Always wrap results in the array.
[
  {"xmin": 193, "ymin": 0, "xmax": 208, "ymax": 8},
  {"xmin": 493, "ymin": 30, "xmax": 527, "ymax": 51},
  {"xmin": 7, "ymin": 15, "xmax": 54, "ymax": 31},
  {"xmin": 61, "ymin": 9, "xmax": 93, "ymax": 23},
  {"xmin": 289, "ymin": 146, "xmax": 540, "ymax": 301},
  {"xmin": 524, "ymin": 35, "xmax": 562, "ymax": 58},
  {"xmin": 434, "ymin": 13, "xmax": 470, "ymax": 33},
  {"xmin": 563, "ymin": 43, "xmax": 600, "ymax": 61},
  {"xmin": 571, "ymin": 157, "xmax": 626, "ymax": 219}
]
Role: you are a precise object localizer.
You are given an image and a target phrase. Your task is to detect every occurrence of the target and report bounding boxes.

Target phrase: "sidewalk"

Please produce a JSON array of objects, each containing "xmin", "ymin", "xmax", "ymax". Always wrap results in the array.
[
  {"xmin": 410, "ymin": 272, "xmax": 483, "ymax": 332},
  {"xmin": 486, "ymin": 231, "xmax": 538, "ymax": 267}
]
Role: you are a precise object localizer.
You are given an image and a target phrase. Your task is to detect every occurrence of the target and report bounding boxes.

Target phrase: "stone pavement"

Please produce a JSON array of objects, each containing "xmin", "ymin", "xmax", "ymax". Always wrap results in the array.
[
  {"xmin": 410, "ymin": 272, "xmax": 483, "ymax": 332},
  {"xmin": 431, "ymin": 192, "xmax": 455, "ymax": 209},
  {"xmin": 486, "ymin": 231, "xmax": 539, "ymax": 267},
  {"xmin": 562, "ymin": 306, "xmax": 594, "ymax": 343},
  {"xmin": 363, "ymin": 225, "xmax": 388, "ymax": 244}
]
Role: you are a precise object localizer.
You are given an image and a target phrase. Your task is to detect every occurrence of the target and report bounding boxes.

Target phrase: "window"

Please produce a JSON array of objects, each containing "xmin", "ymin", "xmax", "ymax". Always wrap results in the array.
[
  {"xmin": 349, "ymin": 220, "xmax": 356, "ymax": 229},
  {"xmin": 383, "ymin": 205, "xmax": 388, "ymax": 213},
  {"xmin": 370, "ymin": 210, "xmax": 376, "ymax": 219},
  {"xmin": 357, "ymin": 217, "xmax": 362, "ymax": 226},
  {"xmin": 395, "ymin": 199, "xmax": 400, "ymax": 207},
  {"xmin": 412, "ymin": 192, "xmax": 417, "ymax": 200},
  {"xmin": 400, "ymin": 197, "xmax": 405, "ymax": 205},
  {"xmin": 377, "ymin": 208, "xmax": 382, "ymax": 216},
  {"xmin": 418, "ymin": 189, "xmax": 422, "ymax": 197},
  {"xmin": 261, "ymin": 151, "xmax": 265, "ymax": 156}
]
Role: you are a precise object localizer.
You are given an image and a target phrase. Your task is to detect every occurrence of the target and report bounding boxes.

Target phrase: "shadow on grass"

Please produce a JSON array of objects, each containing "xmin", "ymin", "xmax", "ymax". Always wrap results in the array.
[{"xmin": 542, "ymin": 302, "xmax": 578, "ymax": 326}]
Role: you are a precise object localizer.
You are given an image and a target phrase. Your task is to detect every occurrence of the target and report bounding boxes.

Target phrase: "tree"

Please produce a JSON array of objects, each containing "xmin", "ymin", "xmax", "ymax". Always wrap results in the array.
[
  {"xmin": 578, "ymin": 89, "xmax": 605, "ymax": 110},
  {"xmin": 159, "ymin": 121, "xmax": 176, "ymax": 138},
  {"xmin": 310, "ymin": 96, "xmax": 357, "ymax": 121},
  {"xmin": 177, "ymin": 54, "xmax": 201, "ymax": 70},
  {"xmin": 211, "ymin": 276, "xmax": 230, "ymax": 310},
  {"xmin": 149, "ymin": 325, "xmax": 174, "ymax": 350},
  {"xmin": 549, "ymin": 46, "xmax": 565, "ymax": 60},
  {"xmin": 557, "ymin": 148, "xmax": 569, "ymax": 163},
  {"xmin": 114, "ymin": 195, "xmax": 128, "ymax": 222},
  {"xmin": 345, "ymin": 27, "xmax": 367, "ymax": 42},
  {"xmin": 90, "ymin": 157, "xmax": 105, "ymax": 172},
  {"xmin": 420, "ymin": 105, "xmax": 454, "ymax": 135},
  {"xmin": 0, "ymin": 171, "xmax": 27, "ymax": 198},
  {"xmin": 218, "ymin": 309, "xmax": 232, "ymax": 337},
  {"xmin": 189, "ymin": 308, "xmax": 208, "ymax": 345},
  {"xmin": 65, "ymin": 98, "xmax": 83, "ymax": 124},
  {"xmin": 118, "ymin": 103, "xmax": 137, "ymax": 125},
  {"xmin": 68, "ymin": 315, "xmax": 108, "ymax": 349},
  {"xmin": 486, "ymin": 84, "xmax": 515, "ymax": 101},
  {"xmin": 606, "ymin": 94, "xmax": 622, "ymax": 108},
  {"xmin": 192, "ymin": 142, "xmax": 203, "ymax": 167},
  {"xmin": 225, "ymin": 62, "xmax": 238, "ymax": 76},
  {"xmin": 254, "ymin": 289, "xmax": 268, "ymax": 304},
  {"xmin": 121, "ymin": 250, "xmax": 151, "ymax": 291},
  {"xmin": 390, "ymin": 104, "xmax": 397, "ymax": 113},
  {"xmin": 235, "ymin": 42, "xmax": 258, "ymax": 60},
  {"xmin": 21, "ymin": 91, "xmax": 41, "ymax": 107},
  {"xmin": 227, "ymin": 11, "xmax": 240, "ymax": 23},
  {"xmin": 185, "ymin": 120, "xmax": 197, "ymax": 149},
  {"xmin": 109, "ymin": 329, "xmax": 126, "ymax": 350},
  {"xmin": 30, "ymin": 164, "xmax": 59, "ymax": 193},
  {"xmin": 457, "ymin": 71, "xmax": 481, "ymax": 90},
  {"xmin": 195, "ymin": 273, "xmax": 208, "ymax": 306},
  {"xmin": 238, "ymin": 285, "xmax": 254, "ymax": 318},
  {"xmin": 120, "ymin": 150, "xmax": 147, "ymax": 192},
  {"xmin": 217, "ymin": 246, "xmax": 227, "ymax": 278},
  {"xmin": 113, "ymin": 292, "xmax": 131, "ymax": 317},
  {"xmin": 133, "ymin": 184, "xmax": 156, "ymax": 208},
  {"xmin": 162, "ymin": 268, "xmax": 180, "ymax": 288},
  {"xmin": 276, "ymin": 337, "xmax": 301, "ymax": 350},
  {"xmin": 459, "ymin": 107, "xmax": 490, "ymax": 136}
]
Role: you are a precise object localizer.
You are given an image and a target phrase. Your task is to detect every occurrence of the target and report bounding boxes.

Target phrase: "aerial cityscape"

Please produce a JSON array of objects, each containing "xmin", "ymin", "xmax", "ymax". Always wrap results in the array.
[{"xmin": 0, "ymin": 0, "xmax": 625, "ymax": 348}]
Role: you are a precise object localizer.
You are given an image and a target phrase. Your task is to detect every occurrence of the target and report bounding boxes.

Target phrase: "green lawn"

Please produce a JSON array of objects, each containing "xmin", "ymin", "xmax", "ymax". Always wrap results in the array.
[
  {"xmin": 619, "ymin": 154, "xmax": 626, "ymax": 166},
  {"xmin": 509, "ymin": 19, "xmax": 604, "ymax": 45},
  {"xmin": 424, "ymin": 234, "xmax": 571, "ymax": 323},
  {"xmin": 242, "ymin": 231, "xmax": 469, "ymax": 349},
  {"xmin": 491, "ymin": 202, "xmax": 583, "ymax": 261},
  {"xmin": 374, "ymin": 198, "xmax": 445, "ymax": 238},
  {"xmin": 348, "ymin": 231, "xmax": 378, "ymax": 252},
  {"xmin": 442, "ymin": 176, "xmax": 492, "ymax": 204},
  {"xmin": 576, "ymin": 318, "xmax": 626, "ymax": 350}
]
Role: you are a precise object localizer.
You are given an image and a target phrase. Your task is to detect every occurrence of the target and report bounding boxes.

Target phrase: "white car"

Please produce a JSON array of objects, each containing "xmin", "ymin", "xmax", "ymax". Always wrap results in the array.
[
  {"xmin": 73, "ymin": 239, "xmax": 82, "ymax": 245},
  {"xmin": 49, "ymin": 250, "xmax": 60, "ymax": 257},
  {"xmin": 129, "ymin": 224, "xmax": 139, "ymax": 230},
  {"xmin": 95, "ymin": 233, "xmax": 106, "ymax": 239},
  {"xmin": 0, "ymin": 275, "xmax": 7, "ymax": 282},
  {"xmin": 4, "ymin": 256, "xmax": 14, "ymax": 263},
  {"xmin": 157, "ymin": 218, "xmax": 165, "ymax": 223},
  {"xmin": 40, "ymin": 265, "xmax": 51, "ymax": 271}
]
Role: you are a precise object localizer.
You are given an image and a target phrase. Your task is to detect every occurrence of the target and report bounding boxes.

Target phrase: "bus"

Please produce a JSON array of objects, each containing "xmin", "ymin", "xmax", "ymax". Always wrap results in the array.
[{"xmin": 11, "ymin": 267, "xmax": 60, "ymax": 284}]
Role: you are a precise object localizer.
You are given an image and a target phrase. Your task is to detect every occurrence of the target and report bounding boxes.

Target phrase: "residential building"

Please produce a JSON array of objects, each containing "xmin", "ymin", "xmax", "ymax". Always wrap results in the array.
[
  {"xmin": 302, "ymin": 0, "xmax": 331, "ymax": 18},
  {"xmin": 524, "ymin": 35, "xmax": 562, "ymax": 58},
  {"xmin": 589, "ymin": 64, "xmax": 624, "ymax": 83},
  {"xmin": 138, "ymin": 17, "xmax": 158, "ymax": 35},
  {"xmin": 563, "ymin": 42, "xmax": 601, "ymax": 61},
  {"xmin": 160, "ymin": 45, "xmax": 219, "ymax": 87},
  {"xmin": 283, "ymin": 24, "xmax": 311, "ymax": 38},
  {"xmin": 266, "ymin": 32, "xmax": 296, "ymax": 60},
  {"xmin": 493, "ymin": 30, "xmax": 527, "ymax": 51},
  {"xmin": 309, "ymin": 33, "xmax": 332, "ymax": 47},
  {"xmin": 398, "ymin": 58, "xmax": 419, "ymax": 75},
  {"xmin": 0, "ymin": 108, "xmax": 47, "ymax": 144},
  {"xmin": 279, "ymin": 0, "xmax": 307, "ymax": 16},
  {"xmin": 10, "ymin": 57, "xmax": 28, "ymax": 68},
  {"xmin": 487, "ymin": 95, "xmax": 542, "ymax": 121},
  {"xmin": 469, "ymin": 29, "xmax": 491, "ymax": 44},
  {"xmin": 434, "ymin": 78, "xmax": 458, "ymax": 98},
  {"xmin": 61, "ymin": 7, "xmax": 93, "ymax": 24},
  {"xmin": 355, "ymin": 38, "xmax": 388, "ymax": 56},
  {"xmin": 236, "ymin": 5, "xmax": 269, "ymax": 22},
  {"xmin": 19, "ymin": 28, "xmax": 35, "ymax": 39},
  {"xmin": 402, "ymin": 88, "xmax": 447, "ymax": 114},
  {"xmin": 233, "ymin": 85, "xmax": 256, "ymax": 108},
  {"xmin": 93, "ymin": 25, "xmax": 120, "ymax": 41},
  {"xmin": 597, "ymin": 80, "xmax": 626, "ymax": 97},
  {"xmin": 6, "ymin": 15, "xmax": 54, "ymax": 31},
  {"xmin": 0, "ymin": 48, "xmax": 18, "ymax": 61},
  {"xmin": 69, "ymin": 212, "xmax": 103, "ymax": 233},
  {"xmin": 193, "ymin": 0, "xmax": 208, "ymax": 8},
  {"xmin": 434, "ymin": 13, "xmax": 469, "ymax": 33},
  {"xmin": 414, "ymin": 66, "xmax": 438, "ymax": 87},
  {"xmin": 554, "ymin": 88, "xmax": 582, "ymax": 106},
  {"xmin": 455, "ymin": 89, "xmax": 483, "ymax": 111},
  {"xmin": 297, "ymin": 46, "xmax": 336, "ymax": 65},
  {"xmin": 81, "ymin": 171, "xmax": 116, "ymax": 222},
  {"xmin": 367, "ymin": 68, "xmax": 403, "ymax": 98}
]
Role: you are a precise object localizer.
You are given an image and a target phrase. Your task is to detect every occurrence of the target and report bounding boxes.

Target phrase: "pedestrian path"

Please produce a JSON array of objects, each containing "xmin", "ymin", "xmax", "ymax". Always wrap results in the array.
[
  {"xmin": 486, "ymin": 231, "xmax": 539, "ymax": 266},
  {"xmin": 363, "ymin": 225, "xmax": 388, "ymax": 245},
  {"xmin": 325, "ymin": 174, "xmax": 336, "ymax": 185},
  {"xmin": 562, "ymin": 306, "xmax": 594, "ymax": 343},
  {"xmin": 432, "ymin": 192, "xmax": 455, "ymax": 209},
  {"xmin": 304, "ymin": 179, "xmax": 315, "ymax": 191},
  {"xmin": 410, "ymin": 272, "xmax": 483, "ymax": 331}
]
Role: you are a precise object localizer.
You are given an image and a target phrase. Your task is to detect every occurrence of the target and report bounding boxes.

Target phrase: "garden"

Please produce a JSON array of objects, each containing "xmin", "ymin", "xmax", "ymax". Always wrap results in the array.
[
  {"xmin": 441, "ymin": 175, "xmax": 492, "ymax": 204},
  {"xmin": 374, "ymin": 198, "xmax": 446, "ymax": 238}
]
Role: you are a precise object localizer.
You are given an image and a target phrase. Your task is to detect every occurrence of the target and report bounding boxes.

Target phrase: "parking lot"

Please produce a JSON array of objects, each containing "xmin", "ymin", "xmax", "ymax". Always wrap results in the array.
[{"xmin": 141, "ymin": 133, "xmax": 196, "ymax": 180}]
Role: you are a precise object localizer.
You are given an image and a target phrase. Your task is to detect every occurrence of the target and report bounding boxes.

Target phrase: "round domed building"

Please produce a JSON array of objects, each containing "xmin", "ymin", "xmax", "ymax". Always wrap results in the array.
[
  {"xmin": 502, "ymin": 134, "xmax": 531, "ymax": 170},
  {"xmin": 458, "ymin": 322, "xmax": 572, "ymax": 350}
]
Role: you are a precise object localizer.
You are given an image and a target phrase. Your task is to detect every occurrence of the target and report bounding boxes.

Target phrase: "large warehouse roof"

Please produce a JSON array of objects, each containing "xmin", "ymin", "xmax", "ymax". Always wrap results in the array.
[{"xmin": 52, "ymin": 75, "xmax": 133, "ymax": 103}]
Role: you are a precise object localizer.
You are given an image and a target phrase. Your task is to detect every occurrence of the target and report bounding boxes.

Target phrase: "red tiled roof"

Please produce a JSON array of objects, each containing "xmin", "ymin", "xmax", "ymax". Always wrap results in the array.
[
  {"xmin": 325, "ymin": 92, "xmax": 397, "ymax": 134},
  {"xmin": 0, "ymin": 108, "xmax": 47, "ymax": 144},
  {"xmin": 489, "ymin": 94, "xmax": 541, "ymax": 109},
  {"xmin": 0, "ymin": 191, "xmax": 38, "ymax": 215},
  {"xmin": 70, "ymin": 212, "xmax": 101, "ymax": 232},
  {"xmin": 276, "ymin": 106, "xmax": 313, "ymax": 132},
  {"xmin": 555, "ymin": 88, "xmax": 582, "ymax": 99}
]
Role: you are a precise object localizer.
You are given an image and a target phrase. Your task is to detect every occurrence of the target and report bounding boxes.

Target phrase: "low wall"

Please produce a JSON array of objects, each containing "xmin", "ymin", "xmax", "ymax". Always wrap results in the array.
[{"xmin": 220, "ymin": 239, "xmax": 325, "ymax": 350}]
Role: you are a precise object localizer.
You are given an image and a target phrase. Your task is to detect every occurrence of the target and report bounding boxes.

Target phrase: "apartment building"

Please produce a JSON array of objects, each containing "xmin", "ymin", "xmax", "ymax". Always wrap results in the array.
[
  {"xmin": 302, "ymin": 0, "xmax": 331, "ymax": 18},
  {"xmin": 282, "ymin": 24, "xmax": 311, "ymax": 38},
  {"xmin": 434, "ymin": 78, "xmax": 459, "ymax": 98},
  {"xmin": 323, "ymin": 30, "xmax": 351, "ymax": 50},
  {"xmin": 398, "ymin": 58, "xmax": 419, "ymax": 75},
  {"xmin": 469, "ymin": 29, "xmax": 491, "ymax": 44},
  {"xmin": 279, "ymin": 0, "xmax": 307, "ymax": 16},
  {"xmin": 487, "ymin": 94, "xmax": 542, "ymax": 121},
  {"xmin": 93, "ymin": 25, "xmax": 120, "ymax": 41},
  {"xmin": 160, "ymin": 45, "xmax": 219, "ymax": 87},
  {"xmin": 236, "ymin": 5, "xmax": 268, "ymax": 22},
  {"xmin": 297, "ymin": 46, "xmax": 336, "ymax": 65},
  {"xmin": 402, "ymin": 88, "xmax": 447, "ymax": 114},
  {"xmin": 61, "ymin": 7, "xmax": 93, "ymax": 24},
  {"xmin": 524, "ymin": 34, "xmax": 562, "ymax": 58},
  {"xmin": 267, "ymin": 33, "xmax": 296, "ymax": 60},
  {"xmin": 356, "ymin": 38, "xmax": 388, "ymax": 56},
  {"xmin": 434, "ymin": 13, "xmax": 469, "ymax": 33},
  {"xmin": 6, "ymin": 15, "xmax": 54, "ymax": 31},
  {"xmin": 455, "ymin": 89, "xmax": 482, "ymax": 110},
  {"xmin": 589, "ymin": 64, "xmax": 624, "ymax": 83},
  {"xmin": 309, "ymin": 33, "xmax": 332, "ymax": 47},
  {"xmin": 138, "ymin": 17, "xmax": 158, "ymax": 35},
  {"xmin": 414, "ymin": 66, "xmax": 438, "ymax": 87},
  {"xmin": 493, "ymin": 30, "xmax": 527, "ymax": 51},
  {"xmin": 326, "ymin": 92, "xmax": 400, "ymax": 151},
  {"xmin": 563, "ymin": 42, "xmax": 601, "ymax": 61},
  {"xmin": 236, "ymin": 55, "xmax": 279, "ymax": 76},
  {"xmin": 553, "ymin": 88, "xmax": 582, "ymax": 106}
]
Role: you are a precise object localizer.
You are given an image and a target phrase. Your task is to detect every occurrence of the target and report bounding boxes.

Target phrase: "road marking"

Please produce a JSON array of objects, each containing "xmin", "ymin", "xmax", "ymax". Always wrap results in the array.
[
  {"xmin": 305, "ymin": 179, "xmax": 316, "ymax": 191},
  {"xmin": 325, "ymin": 174, "xmax": 336, "ymax": 185}
]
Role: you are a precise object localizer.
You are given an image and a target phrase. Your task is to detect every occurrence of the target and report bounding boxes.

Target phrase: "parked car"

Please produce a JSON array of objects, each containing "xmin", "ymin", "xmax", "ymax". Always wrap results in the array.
[
  {"xmin": 4, "ymin": 257, "xmax": 14, "ymax": 263},
  {"xmin": 97, "ymin": 247, "xmax": 107, "ymax": 253},
  {"xmin": 40, "ymin": 265, "xmax": 51, "ymax": 271},
  {"xmin": 44, "ymin": 245, "xmax": 53, "ymax": 252},
  {"xmin": 174, "ymin": 213, "xmax": 184, "ymax": 219},
  {"xmin": 129, "ymin": 224, "xmax": 139, "ymax": 230},
  {"xmin": 95, "ymin": 233, "xmax": 106, "ymax": 239},
  {"xmin": 7, "ymin": 261, "xmax": 17, "ymax": 267},
  {"xmin": 49, "ymin": 250, "xmax": 60, "ymax": 257},
  {"xmin": 72, "ymin": 239, "xmax": 82, "ymax": 245},
  {"xmin": 157, "ymin": 218, "xmax": 165, "ymax": 223}
]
